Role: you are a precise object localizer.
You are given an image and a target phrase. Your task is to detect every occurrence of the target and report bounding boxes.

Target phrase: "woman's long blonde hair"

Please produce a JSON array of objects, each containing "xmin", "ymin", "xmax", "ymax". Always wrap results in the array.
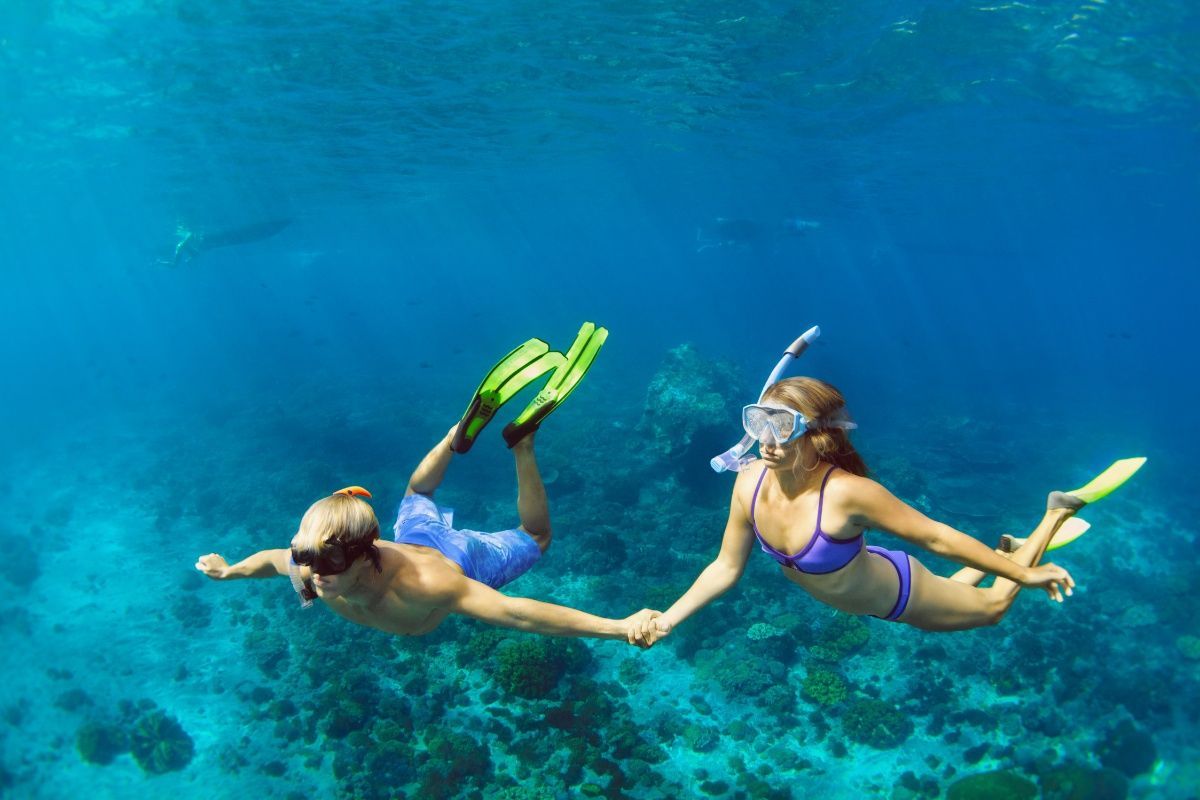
[{"xmin": 759, "ymin": 377, "xmax": 868, "ymax": 477}]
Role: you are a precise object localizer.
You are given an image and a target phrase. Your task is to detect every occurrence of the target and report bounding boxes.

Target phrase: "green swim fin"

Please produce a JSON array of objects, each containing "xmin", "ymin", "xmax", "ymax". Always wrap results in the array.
[
  {"xmin": 451, "ymin": 339, "xmax": 566, "ymax": 454},
  {"xmin": 502, "ymin": 322, "xmax": 608, "ymax": 447},
  {"xmin": 1000, "ymin": 517, "xmax": 1091, "ymax": 554},
  {"xmin": 1065, "ymin": 457, "xmax": 1147, "ymax": 505}
]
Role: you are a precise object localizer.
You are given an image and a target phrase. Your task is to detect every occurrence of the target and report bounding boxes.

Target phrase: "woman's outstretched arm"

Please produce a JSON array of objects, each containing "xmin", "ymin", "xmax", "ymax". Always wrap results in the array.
[
  {"xmin": 847, "ymin": 477, "xmax": 1039, "ymax": 584},
  {"xmin": 642, "ymin": 488, "xmax": 756, "ymax": 644}
]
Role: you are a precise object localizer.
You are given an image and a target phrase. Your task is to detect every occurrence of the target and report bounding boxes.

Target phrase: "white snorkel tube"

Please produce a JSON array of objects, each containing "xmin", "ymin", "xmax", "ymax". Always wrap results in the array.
[{"xmin": 710, "ymin": 325, "xmax": 821, "ymax": 473}]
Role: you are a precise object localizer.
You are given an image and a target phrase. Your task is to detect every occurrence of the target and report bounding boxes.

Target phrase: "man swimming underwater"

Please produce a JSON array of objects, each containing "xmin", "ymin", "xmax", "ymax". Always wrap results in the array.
[{"xmin": 196, "ymin": 325, "xmax": 658, "ymax": 644}]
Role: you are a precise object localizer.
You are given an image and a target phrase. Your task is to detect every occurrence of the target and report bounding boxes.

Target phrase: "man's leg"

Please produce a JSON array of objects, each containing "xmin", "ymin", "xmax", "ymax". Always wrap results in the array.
[
  {"xmin": 406, "ymin": 426, "xmax": 457, "ymax": 497},
  {"xmin": 512, "ymin": 434, "xmax": 552, "ymax": 552}
]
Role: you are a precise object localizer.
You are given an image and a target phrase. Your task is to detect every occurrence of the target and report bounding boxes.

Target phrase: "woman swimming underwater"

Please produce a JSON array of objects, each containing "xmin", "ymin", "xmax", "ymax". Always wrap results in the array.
[{"xmin": 634, "ymin": 376, "xmax": 1143, "ymax": 643}]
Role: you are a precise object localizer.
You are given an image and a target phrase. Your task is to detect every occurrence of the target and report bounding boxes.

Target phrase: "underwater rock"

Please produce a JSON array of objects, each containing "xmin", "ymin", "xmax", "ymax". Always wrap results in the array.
[
  {"xmin": 842, "ymin": 698, "xmax": 914, "ymax": 749},
  {"xmin": 1175, "ymin": 634, "xmax": 1200, "ymax": 660},
  {"xmin": 171, "ymin": 594, "xmax": 212, "ymax": 628},
  {"xmin": 129, "ymin": 709, "xmax": 195, "ymax": 774},
  {"xmin": 322, "ymin": 699, "xmax": 369, "ymax": 739},
  {"xmin": 760, "ymin": 684, "xmax": 795, "ymax": 715},
  {"xmin": 682, "ymin": 723, "xmax": 720, "ymax": 753},
  {"xmin": 457, "ymin": 626, "xmax": 513, "ymax": 668},
  {"xmin": 1097, "ymin": 720, "xmax": 1157, "ymax": 777},
  {"xmin": 1039, "ymin": 763, "xmax": 1129, "ymax": 800},
  {"xmin": 419, "ymin": 727, "xmax": 491, "ymax": 796},
  {"xmin": 695, "ymin": 649, "xmax": 781, "ymax": 696},
  {"xmin": 0, "ymin": 528, "xmax": 40, "ymax": 588},
  {"xmin": 639, "ymin": 343, "xmax": 740, "ymax": 460},
  {"xmin": 55, "ymin": 688, "xmax": 94, "ymax": 713},
  {"xmin": 964, "ymin": 743, "xmax": 989, "ymax": 764},
  {"xmin": 947, "ymin": 771, "xmax": 1036, "ymax": 800},
  {"xmin": 243, "ymin": 629, "xmax": 289, "ymax": 678},
  {"xmin": 333, "ymin": 739, "xmax": 415, "ymax": 800},
  {"xmin": 1116, "ymin": 602, "xmax": 1157, "ymax": 628},
  {"xmin": 618, "ymin": 657, "xmax": 649, "ymax": 686},
  {"xmin": 75, "ymin": 721, "xmax": 128, "ymax": 765}
]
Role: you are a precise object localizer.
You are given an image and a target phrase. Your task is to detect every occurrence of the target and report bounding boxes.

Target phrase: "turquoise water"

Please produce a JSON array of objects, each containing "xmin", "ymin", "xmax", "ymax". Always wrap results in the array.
[{"xmin": 1, "ymin": 2, "xmax": 1197, "ymax": 798}]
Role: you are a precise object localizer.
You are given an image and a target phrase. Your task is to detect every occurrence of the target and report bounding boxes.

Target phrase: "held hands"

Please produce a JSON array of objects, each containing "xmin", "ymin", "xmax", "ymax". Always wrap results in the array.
[
  {"xmin": 1021, "ymin": 562, "xmax": 1075, "ymax": 603},
  {"xmin": 195, "ymin": 553, "xmax": 230, "ymax": 580},
  {"xmin": 622, "ymin": 609, "xmax": 673, "ymax": 649}
]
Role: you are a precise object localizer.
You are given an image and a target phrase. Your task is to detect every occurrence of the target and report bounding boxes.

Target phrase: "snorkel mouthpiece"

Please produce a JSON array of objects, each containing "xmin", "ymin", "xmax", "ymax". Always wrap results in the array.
[
  {"xmin": 710, "ymin": 435, "xmax": 757, "ymax": 473},
  {"xmin": 710, "ymin": 325, "xmax": 821, "ymax": 473}
]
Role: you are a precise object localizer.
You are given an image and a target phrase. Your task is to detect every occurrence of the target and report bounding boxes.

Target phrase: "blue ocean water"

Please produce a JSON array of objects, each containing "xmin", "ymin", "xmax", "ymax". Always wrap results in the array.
[{"xmin": 1, "ymin": 1, "xmax": 1198, "ymax": 798}]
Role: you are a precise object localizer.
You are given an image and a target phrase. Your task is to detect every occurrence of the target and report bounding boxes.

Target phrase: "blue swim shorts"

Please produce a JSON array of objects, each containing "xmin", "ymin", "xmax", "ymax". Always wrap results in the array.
[{"xmin": 393, "ymin": 494, "xmax": 541, "ymax": 589}]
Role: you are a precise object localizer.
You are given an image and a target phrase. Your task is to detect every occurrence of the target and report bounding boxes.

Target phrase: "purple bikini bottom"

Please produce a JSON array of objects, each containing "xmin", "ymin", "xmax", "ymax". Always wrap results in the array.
[{"xmin": 866, "ymin": 545, "xmax": 912, "ymax": 622}]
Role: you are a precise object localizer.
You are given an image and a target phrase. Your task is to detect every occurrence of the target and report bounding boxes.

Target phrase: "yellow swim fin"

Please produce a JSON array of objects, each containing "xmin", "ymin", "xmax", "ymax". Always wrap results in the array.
[
  {"xmin": 1067, "ymin": 457, "xmax": 1147, "ymax": 505},
  {"xmin": 1001, "ymin": 517, "xmax": 1092, "ymax": 553}
]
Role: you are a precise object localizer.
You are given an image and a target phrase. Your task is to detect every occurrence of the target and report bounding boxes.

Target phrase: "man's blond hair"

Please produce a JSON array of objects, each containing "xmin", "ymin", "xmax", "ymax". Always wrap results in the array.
[{"xmin": 293, "ymin": 493, "xmax": 380, "ymax": 552}]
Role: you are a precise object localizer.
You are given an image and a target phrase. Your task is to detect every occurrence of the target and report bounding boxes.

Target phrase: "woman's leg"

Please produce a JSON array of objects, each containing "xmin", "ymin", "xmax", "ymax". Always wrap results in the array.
[
  {"xmin": 900, "ymin": 558, "xmax": 1008, "ymax": 631},
  {"xmin": 405, "ymin": 426, "xmax": 457, "ymax": 497},
  {"xmin": 949, "ymin": 544, "xmax": 1010, "ymax": 586},
  {"xmin": 901, "ymin": 507, "xmax": 1073, "ymax": 631},
  {"xmin": 512, "ymin": 434, "xmax": 552, "ymax": 552},
  {"xmin": 983, "ymin": 506, "xmax": 1073, "ymax": 602}
]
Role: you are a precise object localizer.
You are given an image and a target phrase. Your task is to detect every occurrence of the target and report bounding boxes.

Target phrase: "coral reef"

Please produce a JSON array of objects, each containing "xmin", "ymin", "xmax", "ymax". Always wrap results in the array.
[
  {"xmin": 75, "ymin": 721, "xmax": 128, "ymax": 766},
  {"xmin": 1097, "ymin": 720, "xmax": 1157, "ymax": 778},
  {"xmin": 947, "ymin": 770, "xmax": 1037, "ymax": 800},
  {"xmin": 1175, "ymin": 634, "xmax": 1200, "ymax": 660},
  {"xmin": 808, "ymin": 613, "xmax": 870, "ymax": 662},
  {"xmin": 1039, "ymin": 763, "xmax": 1129, "ymax": 800},
  {"xmin": 638, "ymin": 343, "xmax": 740, "ymax": 459},
  {"xmin": 0, "ymin": 527, "xmax": 41, "ymax": 588},
  {"xmin": 494, "ymin": 636, "xmax": 591, "ymax": 699},
  {"xmin": 801, "ymin": 666, "xmax": 848, "ymax": 706},
  {"xmin": 842, "ymin": 698, "xmax": 914, "ymax": 749},
  {"xmin": 129, "ymin": 708, "xmax": 195, "ymax": 774},
  {"xmin": 747, "ymin": 622, "xmax": 784, "ymax": 641}
]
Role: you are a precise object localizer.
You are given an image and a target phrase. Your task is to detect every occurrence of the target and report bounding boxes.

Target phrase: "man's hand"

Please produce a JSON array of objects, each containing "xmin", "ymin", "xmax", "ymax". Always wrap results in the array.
[
  {"xmin": 1021, "ymin": 562, "xmax": 1075, "ymax": 602},
  {"xmin": 623, "ymin": 609, "xmax": 669, "ymax": 648},
  {"xmin": 195, "ymin": 553, "xmax": 230, "ymax": 580}
]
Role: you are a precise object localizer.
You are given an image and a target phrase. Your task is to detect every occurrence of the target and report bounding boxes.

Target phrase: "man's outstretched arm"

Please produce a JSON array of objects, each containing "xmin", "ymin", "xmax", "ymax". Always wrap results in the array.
[
  {"xmin": 196, "ymin": 550, "xmax": 289, "ymax": 580},
  {"xmin": 445, "ymin": 577, "xmax": 656, "ymax": 642}
]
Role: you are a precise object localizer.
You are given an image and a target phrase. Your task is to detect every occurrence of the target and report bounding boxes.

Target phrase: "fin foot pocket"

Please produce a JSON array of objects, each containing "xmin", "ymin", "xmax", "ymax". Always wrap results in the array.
[
  {"xmin": 502, "ymin": 322, "xmax": 609, "ymax": 447},
  {"xmin": 451, "ymin": 338, "xmax": 562, "ymax": 454}
]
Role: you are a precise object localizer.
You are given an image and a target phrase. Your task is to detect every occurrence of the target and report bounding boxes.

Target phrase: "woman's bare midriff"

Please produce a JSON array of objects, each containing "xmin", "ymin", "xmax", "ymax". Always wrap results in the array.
[{"xmin": 779, "ymin": 548, "xmax": 901, "ymax": 618}]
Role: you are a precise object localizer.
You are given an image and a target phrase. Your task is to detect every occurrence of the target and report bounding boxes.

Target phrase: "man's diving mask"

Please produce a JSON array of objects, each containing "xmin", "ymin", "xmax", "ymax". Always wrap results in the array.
[
  {"xmin": 741, "ymin": 402, "xmax": 858, "ymax": 445},
  {"xmin": 290, "ymin": 539, "xmax": 369, "ymax": 576}
]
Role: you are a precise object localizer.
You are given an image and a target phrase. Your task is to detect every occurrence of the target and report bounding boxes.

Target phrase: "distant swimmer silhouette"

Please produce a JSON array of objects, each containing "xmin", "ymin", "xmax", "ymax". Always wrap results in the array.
[
  {"xmin": 168, "ymin": 218, "xmax": 292, "ymax": 266},
  {"xmin": 695, "ymin": 216, "xmax": 820, "ymax": 253}
]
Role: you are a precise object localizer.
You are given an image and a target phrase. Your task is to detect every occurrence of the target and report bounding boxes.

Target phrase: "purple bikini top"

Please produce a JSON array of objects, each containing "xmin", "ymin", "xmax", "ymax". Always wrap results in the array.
[{"xmin": 750, "ymin": 465, "xmax": 863, "ymax": 574}]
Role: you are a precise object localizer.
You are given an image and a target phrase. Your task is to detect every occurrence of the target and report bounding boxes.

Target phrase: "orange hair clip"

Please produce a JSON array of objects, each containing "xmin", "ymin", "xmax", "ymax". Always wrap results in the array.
[{"xmin": 334, "ymin": 486, "xmax": 372, "ymax": 498}]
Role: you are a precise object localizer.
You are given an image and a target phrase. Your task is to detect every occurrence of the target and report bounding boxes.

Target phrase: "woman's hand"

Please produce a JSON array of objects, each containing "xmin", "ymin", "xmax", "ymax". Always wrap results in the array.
[
  {"xmin": 1021, "ymin": 563, "xmax": 1075, "ymax": 602},
  {"xmin": 195, "ymin": 553, "xmax": 230, "ymax": 579},
  {"xmin": 627, "ymin": 612, "xmax": 672, "ymax": 648},
  {"xmin": 622, "ymin": 609, "xmax": 664, "ymax": 648}
]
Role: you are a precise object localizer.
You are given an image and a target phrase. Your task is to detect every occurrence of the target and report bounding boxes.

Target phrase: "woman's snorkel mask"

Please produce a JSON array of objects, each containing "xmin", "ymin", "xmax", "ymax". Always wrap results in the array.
[
  {"xmin": 741, "ymin": 402, "xmax": 857, "ymax": 447},
  {"xmin": 711, "ymin": 326, "xmax": 855, "ymax": 472}
]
